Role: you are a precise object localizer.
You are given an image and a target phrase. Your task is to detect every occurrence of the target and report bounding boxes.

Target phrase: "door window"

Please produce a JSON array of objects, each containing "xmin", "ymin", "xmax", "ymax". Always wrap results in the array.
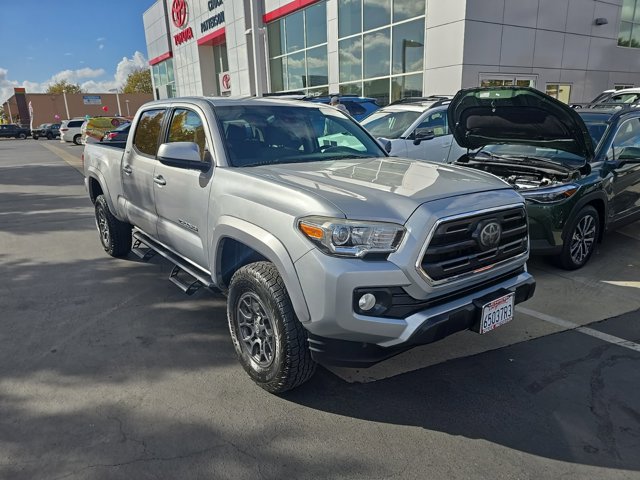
[
  {"xmin": 610, "ymin": 117, "xmax": 640, "ymax": 160},
  {"xmin": 133, "ymin": 109, "xmax": 166, "ymax": 157},
  {"xmin": 167, "ymin": 109, "xmax": 207, "ymax": 161},
  {"xmin": 414, "ymin": 110, "xmax": 447, "ymax": 137}
]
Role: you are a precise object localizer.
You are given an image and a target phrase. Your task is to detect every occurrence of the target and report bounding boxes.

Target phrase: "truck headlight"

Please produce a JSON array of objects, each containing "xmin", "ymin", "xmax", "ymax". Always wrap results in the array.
[
  {"xmin": 298, "ymin": 216, "xmax": 405, "ymax": 257},
  {"xmin": 521, "ymin": 184, "xmax": 579, "ymax": 204}
]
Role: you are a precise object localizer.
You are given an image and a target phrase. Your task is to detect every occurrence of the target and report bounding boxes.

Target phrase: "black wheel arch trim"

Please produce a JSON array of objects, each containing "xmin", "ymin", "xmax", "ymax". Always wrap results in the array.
[{"xmin": 562, "ymin": 190, "xmax": 608, "ymax": 242}]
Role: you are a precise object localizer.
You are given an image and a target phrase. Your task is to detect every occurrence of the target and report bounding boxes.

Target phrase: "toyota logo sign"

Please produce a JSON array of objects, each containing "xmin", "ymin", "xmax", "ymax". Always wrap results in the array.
[
  {"xmin": 475, "ymin": 220, "xmax": 502, "ymax": 250},
  {"xmin": 222, "ymin": 73, "xmax": 231, "ymax": 90},
  {"xmin": 172, "ymin": 0, "xmax": 188, "ymax": 28}
]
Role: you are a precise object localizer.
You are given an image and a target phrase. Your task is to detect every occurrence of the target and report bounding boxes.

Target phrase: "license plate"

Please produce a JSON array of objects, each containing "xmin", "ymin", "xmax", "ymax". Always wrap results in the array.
[{"xmin": 479, "ymin": 293, "xmax": 514, "ymax": 334}]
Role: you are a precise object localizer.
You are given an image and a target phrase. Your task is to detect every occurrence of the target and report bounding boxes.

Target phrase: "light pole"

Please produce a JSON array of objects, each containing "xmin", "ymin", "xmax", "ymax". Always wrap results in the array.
[
  {"xmin": 125, "ymin": 100, "xmax": 130, "ymax": 116},
  {"xmin": 109, "ymin": 88, "xmax": 122, "ymax": 115}
]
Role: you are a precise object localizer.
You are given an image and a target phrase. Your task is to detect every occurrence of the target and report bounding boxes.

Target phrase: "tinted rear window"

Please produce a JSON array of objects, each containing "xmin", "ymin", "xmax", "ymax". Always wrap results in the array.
[
  {"xmin": 68, "ymin": 121, "xmax": 84, "ymax": 127},
  {"xmin": 133, "ymin": 109, "xmax": 166, "ymax": 156}
]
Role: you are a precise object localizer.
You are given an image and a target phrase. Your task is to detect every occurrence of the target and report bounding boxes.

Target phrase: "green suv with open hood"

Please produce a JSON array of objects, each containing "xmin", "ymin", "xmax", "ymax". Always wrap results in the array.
[{"xmin": 449, "ymin": 86, "xmax": 640, "ymax": 269}]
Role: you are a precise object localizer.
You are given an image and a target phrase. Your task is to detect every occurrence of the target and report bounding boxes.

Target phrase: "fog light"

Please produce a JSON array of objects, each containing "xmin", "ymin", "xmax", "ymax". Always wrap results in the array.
[{"xmin": 358, "ymin": 293, "xmax": 377, "ymax": 311}]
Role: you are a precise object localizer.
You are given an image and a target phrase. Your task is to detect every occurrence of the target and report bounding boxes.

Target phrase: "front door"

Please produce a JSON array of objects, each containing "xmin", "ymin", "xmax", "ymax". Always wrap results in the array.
[
  {"xmin": 122, "ymin": 108, "xmax": 167, "ymax": 237},
  {"xmin": 608, "ymin": 117, "xmax": 640, "ymax": 223},
  {"xmin": 404, "ymin": 110, "xmax": 452, "ymax": 162},
  {"xmin": 153, "ymin": 107, "xmax": 214, "ymax": 270}
]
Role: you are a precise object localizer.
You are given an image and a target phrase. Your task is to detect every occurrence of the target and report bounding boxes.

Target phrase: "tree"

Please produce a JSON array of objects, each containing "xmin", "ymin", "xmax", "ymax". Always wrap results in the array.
[
  {"xmin": 0, "ymin": 106, "xmax": 6, "ymax": 123},
  {"xmin": 46, "ymin": 80, "xmax": 83, "ymax": 94},
  {"xmin": 122, "ymin": 68, "xmax": 153, "ymax": 94}
]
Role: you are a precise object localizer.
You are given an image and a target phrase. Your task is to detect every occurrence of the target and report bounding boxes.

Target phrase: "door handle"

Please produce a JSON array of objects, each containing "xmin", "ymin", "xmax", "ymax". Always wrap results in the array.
[
  {"xmin": 122, "ymin": 164, "xmax": 132, "ymax": 175},
  {"xmin": 153, "ymin": 175, "xmax": 167, "ymax": 186}
]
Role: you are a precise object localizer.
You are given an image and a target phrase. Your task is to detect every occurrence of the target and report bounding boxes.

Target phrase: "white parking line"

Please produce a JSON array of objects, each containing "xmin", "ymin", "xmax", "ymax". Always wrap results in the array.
[{"xmin": 517, "ymin": 306, "xmax": 640, "ymax": 353}]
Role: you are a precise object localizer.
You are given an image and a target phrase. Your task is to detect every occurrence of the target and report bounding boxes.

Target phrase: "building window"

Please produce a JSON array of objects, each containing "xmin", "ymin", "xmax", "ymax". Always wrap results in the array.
[
  {"xmin": 614, "ymin": 84, "xmax": 634, "ymax": 90},
  {"xmin": 546, "ymin": 84, "xmax": 572, "ymax": 103},
  {"xmin": 479, "ymin": 75, "xmax": 537, "ymax": 88},
  {"xmin": 267, "ymin": 1, "xmax": 328, "ymax": 94},
  {"xmin": 619, "ymin": 0, "xmax": 640, "ymax": 47},
  {"xmin": 337, "ymin": 0, "xmax": 426, "ymax": 106},
  {"xmin": 152, "ymin": 58, "xmax": 176, "ymax": 99}
]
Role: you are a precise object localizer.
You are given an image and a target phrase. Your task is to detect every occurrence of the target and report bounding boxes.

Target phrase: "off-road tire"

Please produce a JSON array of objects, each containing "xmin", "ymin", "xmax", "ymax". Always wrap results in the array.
[
  {"xmin": 94, "ymin": 195, "xmax": 132, "ymax": 257},
  {"xmin": 556, "ymin": 205, "xmax": 600, "ymax": 270},
  {"xmin": 227, "ymin": 262, "xmax": 316, "ymax": 393},
  {"xmin": 73, "ymin": 134, "xmax": 81, "ymax": 145}
]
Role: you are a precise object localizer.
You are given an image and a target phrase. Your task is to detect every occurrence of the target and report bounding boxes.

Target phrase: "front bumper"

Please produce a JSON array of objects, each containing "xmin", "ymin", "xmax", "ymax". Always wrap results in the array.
[{"xmin": 307, "ymin": 273, "xmax": 535, "ymax": 367}]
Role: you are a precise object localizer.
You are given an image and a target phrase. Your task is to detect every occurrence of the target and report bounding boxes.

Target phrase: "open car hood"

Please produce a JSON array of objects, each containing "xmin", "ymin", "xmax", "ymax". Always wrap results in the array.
[{"xmin": 448, "ymin": 87, "xmax": 594, "ymax": 162}]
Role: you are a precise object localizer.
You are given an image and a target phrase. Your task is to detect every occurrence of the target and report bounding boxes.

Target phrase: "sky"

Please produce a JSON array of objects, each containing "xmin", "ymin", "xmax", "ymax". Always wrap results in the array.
[{"xmin": 0, "ymin": 1, "xmax": 154, "ymax": 103}]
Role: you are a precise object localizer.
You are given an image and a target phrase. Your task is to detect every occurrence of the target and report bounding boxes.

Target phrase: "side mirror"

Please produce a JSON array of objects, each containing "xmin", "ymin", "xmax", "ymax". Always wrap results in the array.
[
  {"xmin": 157, "ymin": 142, "xmax": 210, "ymax": 172},
  {"xmin": 377, "ymin": 137, "xmax": 392, "ymax": 153},
  {"xmin": 413, "ymin": 129, "xmax": 435, "ymax": 145}
]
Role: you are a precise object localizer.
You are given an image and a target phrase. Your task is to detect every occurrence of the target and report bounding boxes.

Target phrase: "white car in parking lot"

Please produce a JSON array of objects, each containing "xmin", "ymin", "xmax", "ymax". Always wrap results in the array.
[
  {"xmin": 361, "ymin": 97, "xmax": 467, "ymax": 163},
  {"xmin": 60, "ymin": 118, "xmax": 86, "ymax": 145}
]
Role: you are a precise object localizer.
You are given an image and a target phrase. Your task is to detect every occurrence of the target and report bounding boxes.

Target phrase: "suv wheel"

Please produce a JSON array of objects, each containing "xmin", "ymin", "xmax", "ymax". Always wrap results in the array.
[
  {"xmin": 228, "ymin": 262, "xmax": 316, "ymax": 393},
  {"xmin": 18, "ymin": 133, "xmax": 26, "ymax": 140},
  {"xmin": 46, "ymin": 132, "xmax": 53, "ymax": 140},
  {"xmin": 32, "ymin": 135, "xmax": 39, "ymax": 140},
  {"xmin": 73, "ymin": 134, "xmax": 81, "ymax": 145},
  {"xmin": 94, "ymin": 195, "xmax": 132, "ymax": 257},
  {"xmin": 556, "ymin": 205, "xmax": 600, "ymax": 270}
]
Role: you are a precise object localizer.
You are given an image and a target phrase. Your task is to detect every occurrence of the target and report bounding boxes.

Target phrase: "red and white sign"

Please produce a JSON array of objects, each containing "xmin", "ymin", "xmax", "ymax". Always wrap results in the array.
[
  {"xmin": 219, "ymin": 72, "xmax": 231, "ymax": 94},
  {"xmin": 171, "ymin": 0, "xmax": 188, "ymax": 28}
]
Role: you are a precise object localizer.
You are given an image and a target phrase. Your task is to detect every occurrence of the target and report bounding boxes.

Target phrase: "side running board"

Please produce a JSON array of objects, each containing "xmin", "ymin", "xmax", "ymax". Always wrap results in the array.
[{"xmin": 132, "ymin": 230, "xmax": 219, "ymax": 296}]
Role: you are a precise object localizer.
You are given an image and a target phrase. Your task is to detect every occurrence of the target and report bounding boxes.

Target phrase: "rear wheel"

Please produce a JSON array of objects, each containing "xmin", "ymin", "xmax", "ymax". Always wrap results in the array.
[
  {"xmin": 227, "ymin": 262, "xmax": 316, "ymax": 393},
  {"xmin": 94, "ymin": 195, "xmax": 132, "ymax": 257},
  {"xmin": 73, "ymin": 134, "xmax": 81, "ymax": 145},
  {"xmin": 18, "ymin": 133, "xmax": 26, "ymax": 140},
  {"xmin": 32, "ymin": 135, "xmax": 39, "ymax": 140},
  {"xmin": 556, "ymin": 205, "xmax": 600, "ymax": 270},
  {"xmin": 46, "ymin": 132, "xmax": 53, "ymax": 140}
]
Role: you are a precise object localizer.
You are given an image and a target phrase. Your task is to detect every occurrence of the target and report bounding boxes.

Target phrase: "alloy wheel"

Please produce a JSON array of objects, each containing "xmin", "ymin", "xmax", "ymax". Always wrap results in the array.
[
  {"xmin": 569, "ymin": 214, "xmax": 596, "ymax": 265},
  {"xmin": 97, "ymin": 208, "xmax": 110, "ymax": 248},
  {"xmin": 236, "ymin": 292, "xmax": 276, "ymax": 367}
]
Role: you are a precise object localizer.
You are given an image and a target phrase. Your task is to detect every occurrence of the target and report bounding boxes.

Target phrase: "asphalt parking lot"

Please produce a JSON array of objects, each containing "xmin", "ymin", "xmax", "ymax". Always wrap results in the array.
[{"xmin": 1, "ymin": 138, "xmax": 639, "ymax": 480}]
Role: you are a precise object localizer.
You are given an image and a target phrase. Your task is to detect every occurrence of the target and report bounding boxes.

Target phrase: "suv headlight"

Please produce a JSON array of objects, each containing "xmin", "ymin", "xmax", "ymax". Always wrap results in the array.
[
  {"xmin": 298, "ymin": 216, "xmax": 405, "ymax": 258},
  {"xmin": 521, "ymin": 184, "xmax": 579, "ymax": 204}
]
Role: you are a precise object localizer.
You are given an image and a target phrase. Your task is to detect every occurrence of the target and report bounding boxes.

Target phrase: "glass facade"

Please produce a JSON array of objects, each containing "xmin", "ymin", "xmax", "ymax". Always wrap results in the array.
[
  {"xmin": 546, "ymin": 84, "xmax": 572, "ymax": 103},
  {"xmin": 151, "ymin": 58, "xmax": 176, "ymax": 98},
  {"xmin": 268, "ymin": 1, "xmax": 329, "ymax": 95},
  {"xmin": 619, "ymin": 0, "xmax": 640, "ymax": 47},
  {"xmin": 338, "ymin": 0, "xmax": 426, "ymax": 106}
]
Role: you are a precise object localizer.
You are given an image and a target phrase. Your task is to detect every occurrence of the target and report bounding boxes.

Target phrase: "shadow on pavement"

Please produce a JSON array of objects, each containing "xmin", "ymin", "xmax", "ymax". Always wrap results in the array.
[
  {"xmin": 286, "ymin": 312, "xmax": 640, "ymax": 472},
  {"xmin": 0, "ymin": 163, "xmax": 84, "ymax": 187}
]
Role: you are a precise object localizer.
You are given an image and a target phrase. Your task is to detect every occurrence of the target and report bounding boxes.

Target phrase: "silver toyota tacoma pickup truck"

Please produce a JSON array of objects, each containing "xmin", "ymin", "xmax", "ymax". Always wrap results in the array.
[{"xmin": 83, "ymin": 97, "xmax": 536, "ymax": 393}]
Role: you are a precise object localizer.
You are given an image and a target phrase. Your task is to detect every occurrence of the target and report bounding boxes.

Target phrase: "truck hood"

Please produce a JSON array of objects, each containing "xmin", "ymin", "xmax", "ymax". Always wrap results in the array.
[
  {"xmin": 244, "ymin": 157, "xmax": 511, "ymax": 222},
  {"xmin": 448, "ymin": 87, "xmax": 594, "ymax": 162}
]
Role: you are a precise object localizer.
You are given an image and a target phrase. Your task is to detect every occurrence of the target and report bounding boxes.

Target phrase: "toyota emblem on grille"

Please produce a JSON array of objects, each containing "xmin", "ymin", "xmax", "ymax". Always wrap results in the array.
[{"xmin": 477, "ymin": 220, "xmax": 502, "ymax": 249}]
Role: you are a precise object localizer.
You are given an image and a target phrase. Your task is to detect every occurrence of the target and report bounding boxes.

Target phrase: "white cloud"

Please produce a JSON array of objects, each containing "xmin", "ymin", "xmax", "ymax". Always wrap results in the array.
[
  {"xmin": 99, "ymin": 44, "xmax": 104, "ymax": 50},
  {"xmin": 0, "ymin": 52, "xmax": 148, "ymax": 103},
  {"xmin": 64, "ymin": 52, "xmax": 73, "ymax": 56},
  {"xmin": 96, "ymin": 37, "xmax": 106, "ymax": 42}
]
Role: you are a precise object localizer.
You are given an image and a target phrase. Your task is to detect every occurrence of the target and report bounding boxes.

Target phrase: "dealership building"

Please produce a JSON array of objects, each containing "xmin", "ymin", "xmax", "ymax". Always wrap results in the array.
[{"xmin": 144, "ymin": 0, "xmax": 640, "ymax": 105}]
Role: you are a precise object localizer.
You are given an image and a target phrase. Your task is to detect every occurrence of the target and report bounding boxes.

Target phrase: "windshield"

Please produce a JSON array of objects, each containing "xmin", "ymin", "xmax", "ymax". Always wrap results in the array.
[
  {"xmin": 215, "ymin": 105, "xmax": 386, "ymax": 167},
  {"xmin": 578, "ymin": 113, "xmax": 610, "ymax": 147},
  {"xmin": 360, "ymin": 110, "xmax": 422, "ymax": 139}
]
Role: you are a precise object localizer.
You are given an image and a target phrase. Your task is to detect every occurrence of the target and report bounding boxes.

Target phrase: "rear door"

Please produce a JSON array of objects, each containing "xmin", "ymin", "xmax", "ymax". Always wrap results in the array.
[
  {"xmin": 122, "ymin": 108, "xmax": 167, "ymax": 237},
  {"xmin": 404, "ymin": 110, "xmax": 453, "ymax": 162},
  {"xmin": 153, "ymin": 106, "xmax": 214, "ymax": 269}
]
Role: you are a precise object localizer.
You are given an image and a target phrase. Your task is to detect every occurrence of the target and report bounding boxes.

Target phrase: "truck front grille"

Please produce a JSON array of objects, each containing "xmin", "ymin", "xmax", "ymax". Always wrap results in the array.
[{"xmin": 420, "ymin": 206, "xmax": 528, "ymax": 283}]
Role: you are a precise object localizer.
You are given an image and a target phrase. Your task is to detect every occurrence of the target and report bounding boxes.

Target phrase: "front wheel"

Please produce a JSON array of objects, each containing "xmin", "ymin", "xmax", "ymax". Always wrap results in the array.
[
  {"xmin": 73, "ymin": 134, "xmax": 81, "ymax": 145},
  {"xmin": 46, "ymin": 132, "xmax": 53, "ymax": 140},
  {"xmin": 18, "ymin": 133, "xmax": 26, "ymax": 140},
  {"xmin": 227, "ymin": 262, "xmax": 316, "ymax": 393},
  {"xmin": 556, "ymin": 205, "xmax": 600, "ymax": 270},
  {"xmin": 94, "ymin": 195, "xmax": 132, "ymax": 257}
]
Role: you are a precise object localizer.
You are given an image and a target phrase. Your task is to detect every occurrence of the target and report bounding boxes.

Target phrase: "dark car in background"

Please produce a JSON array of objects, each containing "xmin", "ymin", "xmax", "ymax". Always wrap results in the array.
[
  {"xmin": 0, "ymin": 124, "xmax": 30, "ymax": 139},
  {"xmin": 102, "ymin": 122, "xmax": 130, "ymax": 143},
  {"xmin": 32, "ymin": 123, "xmax": 61, "ymax": 140},
  {"xmin": 307, "ymin": 95, "xmax": 379, "ymax": 121},
  {"xmin": 450, "ymin": 87, "xmax": 640, "ymax": 270}
]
